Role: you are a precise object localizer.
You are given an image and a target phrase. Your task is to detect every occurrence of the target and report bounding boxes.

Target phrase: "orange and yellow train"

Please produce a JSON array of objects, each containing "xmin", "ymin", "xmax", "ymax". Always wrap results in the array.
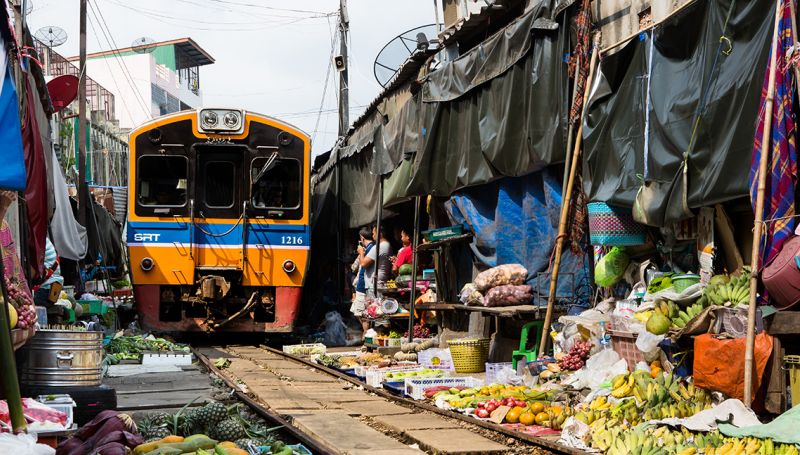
[{"xmin": 126, "ymin": 108, "xmax": 309, "ymax": 333}]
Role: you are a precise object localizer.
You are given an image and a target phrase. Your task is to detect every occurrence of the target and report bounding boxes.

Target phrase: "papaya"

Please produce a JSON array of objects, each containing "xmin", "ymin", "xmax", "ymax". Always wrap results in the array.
[
  {"xmin": 216, "ymin": 442, "xmax": 237, "ymax": 448},
  {"xmin": 184, "ymin": 434, "xmax": 211, "ymax": 443},
  {"xmin": 134, "ymin": 436, "xmax": 184, "ymax": 455},
  {"xmin": 151, "ymin": 437, "xmax": 218, "ymax": 453},
  {"xmin": 143, "ymin": 448, "xmax": 183, "ymax": 455}
]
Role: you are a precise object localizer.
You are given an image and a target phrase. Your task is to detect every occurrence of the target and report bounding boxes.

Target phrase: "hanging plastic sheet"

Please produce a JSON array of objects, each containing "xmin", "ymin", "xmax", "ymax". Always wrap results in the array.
[
  {"xmin": 0, "ymin": 52, "xmax": 25, "ymax": 192},
  {"xmin": 583, "ymin": 0, "xmax": 773, "ymax": 225},
  {"xmin": 445, "ymin": 170, "xmax": 587, "ymax": 297},
  {"xmin": 49, "ymin": 149, "xmax": 87, "ymax": 261}
]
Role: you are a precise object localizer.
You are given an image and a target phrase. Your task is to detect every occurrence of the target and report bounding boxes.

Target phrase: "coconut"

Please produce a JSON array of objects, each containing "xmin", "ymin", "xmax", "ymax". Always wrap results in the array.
[{"xmin": 646, "ymin": 313, "xmax": 671, "ymax": 335}]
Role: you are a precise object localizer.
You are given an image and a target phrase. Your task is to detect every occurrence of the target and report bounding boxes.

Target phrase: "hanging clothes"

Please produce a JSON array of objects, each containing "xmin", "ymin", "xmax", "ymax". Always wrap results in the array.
[
  {"xmin": 21, "ymin": 72, "xmax": 49, "ymax": 279},
  {"xmin": 749, "ymin": 0, "xmax": 798, "ymax": 267},
  {"xmin": 49, "ymin": 148, "xmax": 87, "ymax": 261}
]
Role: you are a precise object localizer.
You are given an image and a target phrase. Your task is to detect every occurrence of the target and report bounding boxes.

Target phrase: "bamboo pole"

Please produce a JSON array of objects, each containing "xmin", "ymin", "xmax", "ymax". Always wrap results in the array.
[
  {"xmin": 539, "ymin": 34, "xmax": 601, "ymax": 355},
  {"xmin": 744, "ymin": 0, "xmax": 782, "ymax": 407}
]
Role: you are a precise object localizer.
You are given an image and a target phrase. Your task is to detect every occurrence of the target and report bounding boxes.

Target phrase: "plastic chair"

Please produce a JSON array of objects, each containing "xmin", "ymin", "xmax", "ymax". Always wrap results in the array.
[{"xmin": 511, "ymin": 320, "xmax": 544, "ymax": 370}]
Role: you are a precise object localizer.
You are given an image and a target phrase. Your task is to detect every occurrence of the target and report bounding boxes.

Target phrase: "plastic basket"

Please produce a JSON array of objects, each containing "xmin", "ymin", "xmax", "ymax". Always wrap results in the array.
[
  {"xmin": 587, "ymin": 202, "xmax": 647, "ymax": 246},
  {"xmin": 485, "ymin": 362, "xmax": 514, "ymax": 384},
  {"xmin": 786, "ymin": 355, "xmax": 800, "ymax": 408},
  {"xmin": 387, "ymin": 338, "xmax": 402, "ymax": 347},
  {"xmin": 282, "ymin": 343, "xmax": 326, "ymax": 356},
  {"xmin": 405, "ymin": 376, "xmax": 483, "ymax": 400},
  {"xmin": 447, "ymin": 338, "xmax": 490, "ymax": 373},
  {"xmin": 608, "ymin": 330, "xmax": 644, "ymax": 371},
  {"xmin": 365, "ymin": 366, "xmax": 423, "ymax": 387}
]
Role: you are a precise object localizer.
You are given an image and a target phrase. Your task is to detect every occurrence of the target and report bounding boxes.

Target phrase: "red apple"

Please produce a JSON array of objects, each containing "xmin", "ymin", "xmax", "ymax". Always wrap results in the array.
[
  {"xmin": 485, "ymin": 403, "xmax": 497, "ymax": 412},
  {"xmin": 476, "ymin": 409, "xmax": 490, "ymax": 418}
]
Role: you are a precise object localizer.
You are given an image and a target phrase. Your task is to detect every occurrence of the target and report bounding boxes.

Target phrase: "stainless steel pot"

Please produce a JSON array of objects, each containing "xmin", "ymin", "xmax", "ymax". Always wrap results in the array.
[{"xmin": 19, "ymin": 330, "xmax": 103, "ymax": 386}]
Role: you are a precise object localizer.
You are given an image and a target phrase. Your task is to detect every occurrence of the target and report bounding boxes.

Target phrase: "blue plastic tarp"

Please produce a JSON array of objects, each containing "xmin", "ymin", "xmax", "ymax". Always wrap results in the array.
[
  {"xmin": 0, "ymin": 65, "xmax": 27, "ymax": 192},
  {"xmin": 445, "ymin": 170, "xmax": 587, "ymax": 301}
]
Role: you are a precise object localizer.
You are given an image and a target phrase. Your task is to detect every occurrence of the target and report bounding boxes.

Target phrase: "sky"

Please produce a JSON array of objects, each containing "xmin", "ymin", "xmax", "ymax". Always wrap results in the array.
[{"xmin": 27, "ymin": 0, "xmax": 438, "ymax": 155}]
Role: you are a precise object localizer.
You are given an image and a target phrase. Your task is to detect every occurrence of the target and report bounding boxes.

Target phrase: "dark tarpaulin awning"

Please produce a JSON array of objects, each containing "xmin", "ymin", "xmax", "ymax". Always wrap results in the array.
[{"xmin": 582, "ymin": 0, "xmax": 773, "ymax": 226}]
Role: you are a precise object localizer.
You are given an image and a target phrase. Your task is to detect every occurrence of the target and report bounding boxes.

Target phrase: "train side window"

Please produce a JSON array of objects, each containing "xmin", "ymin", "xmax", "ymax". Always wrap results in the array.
[
  {"xmin": 138, "ymin": 155, "xmax": 188, "ymax": 207},
  {"xmin": 203, "ymin": 161, "xmax": 235, "ymax": 208},
  {"xmin": 251, "ymin": 158, "xmax": 301, "ymax": 210}
]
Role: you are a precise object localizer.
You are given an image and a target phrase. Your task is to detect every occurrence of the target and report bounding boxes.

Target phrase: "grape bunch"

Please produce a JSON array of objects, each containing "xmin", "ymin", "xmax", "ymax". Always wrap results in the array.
[
  {"xmin": 558, "ymin": 340, "xmax": 592, "ymax": 371},
  {"xmin": 404, "ymin": 324, "xmax": 430, "ymax": 339}
]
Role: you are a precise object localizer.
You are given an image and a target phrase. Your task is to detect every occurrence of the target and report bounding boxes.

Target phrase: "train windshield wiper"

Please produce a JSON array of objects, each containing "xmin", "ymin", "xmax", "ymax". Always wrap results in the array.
[{"xmin": 253, "ymin": 151, "xmax": 279, "ymax": 183}]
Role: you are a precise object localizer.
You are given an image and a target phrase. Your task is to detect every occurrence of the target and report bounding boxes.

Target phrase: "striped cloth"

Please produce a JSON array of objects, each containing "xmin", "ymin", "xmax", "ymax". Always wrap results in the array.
[{"xmin": 749, "ymin": 0, "xmax": 798, "ymax": 268}]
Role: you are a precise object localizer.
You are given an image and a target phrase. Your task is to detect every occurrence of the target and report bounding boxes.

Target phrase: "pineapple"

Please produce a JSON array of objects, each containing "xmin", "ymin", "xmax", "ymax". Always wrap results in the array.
[
  {"xmin": 234, "ymin": 438, "xmax": 263, "ymax": 450},
  {"xmin": 137, "ymin": 415, "xmax": 171, "ymax": 441},
  {"xmin": 203, "ymin": 401, "xmax": 228, "ymax": 425},
  {"xmin": 210, "ymin": 418, "xmax": 247, "ymax": 442},
  {"xmin": 180, "ymin": 409, "xmax": 204, "ymax": 436}
]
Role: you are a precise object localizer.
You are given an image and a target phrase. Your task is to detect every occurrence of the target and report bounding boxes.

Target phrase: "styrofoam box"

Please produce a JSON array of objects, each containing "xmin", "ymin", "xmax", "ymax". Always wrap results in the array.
[
  {"xmin": 141, "ymin": 351, "xmax": 193, "ymax": 366},
  {"xmin": 36, "ymin": 395, "xmax": 76, "ymax": 428},
  {"xmin": 404, "ymin": 376, "xmax": 483, "ymax": 400}
]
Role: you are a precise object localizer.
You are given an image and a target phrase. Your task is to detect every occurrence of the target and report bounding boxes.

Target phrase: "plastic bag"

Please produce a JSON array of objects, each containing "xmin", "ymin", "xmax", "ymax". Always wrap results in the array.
[
  {"xmin": 636, "ymin": 331, "xmax": 666, "ymax": 362},
  {"xmin": 580, "ymin": 348, "xmax": 628, "ymax": 389},
  {"xmin": 459, "ymin": 283, "xmax": 484, "ymax": 306},
  {"xmin": 323, "ymin": 311, "xmax": 347, "ymax": 346},
  {"xmin": 474, "ymin": 264, "xmax": 528, "ymax": 291},
  {"xmin": 594, "ymin": 247, "xmax": 630, "ymax": 287},
  {"xmin": 693, "ymin": 332, "xmax": 774, "ymax": 404},
  {"xmin": 483, "ymin": 284, "xmax": 532, "ymax": 307},
  {"xmin": 0, "ymin": 433, "xmax": 54, "ymax": 455}
]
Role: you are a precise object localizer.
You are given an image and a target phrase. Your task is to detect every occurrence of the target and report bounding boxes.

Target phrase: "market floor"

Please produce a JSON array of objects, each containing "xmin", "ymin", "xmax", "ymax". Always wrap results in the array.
[{"xmin": 193, "ymin": 345, "xmax": 560, "ymax": 455}]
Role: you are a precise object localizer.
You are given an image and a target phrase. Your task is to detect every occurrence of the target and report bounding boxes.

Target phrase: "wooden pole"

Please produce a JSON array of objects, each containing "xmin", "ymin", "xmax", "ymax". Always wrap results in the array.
[
  {"xmin": 539, "ymin": 34, "xmax": 601, "ymax": 355},
  {"xmin": 408, "ymin": 196, "xmax": 422, "ymax": 343},
  {"xmin": 744, "ymin": 0, "xmax": 782, "ymax": 407}
]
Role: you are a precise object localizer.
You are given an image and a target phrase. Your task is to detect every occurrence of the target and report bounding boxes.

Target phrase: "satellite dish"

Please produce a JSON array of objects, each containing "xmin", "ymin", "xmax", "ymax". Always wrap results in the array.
[
  {"xmin": 47, "ymin": 75, "xmax": 79, "ymax": 113},
  {"xmin": 131, "ymin": 37, "xmax": 156, "ymax": 53},
  {"xmin": 373, "ymin": 24, "xmax": 438, "ymax": 88},
  {"xmin": 34, "ymin": 26, "xmax": 68, "ymax": 48}
]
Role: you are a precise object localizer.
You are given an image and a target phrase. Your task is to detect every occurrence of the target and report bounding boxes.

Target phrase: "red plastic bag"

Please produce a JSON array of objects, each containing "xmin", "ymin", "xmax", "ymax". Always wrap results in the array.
[{"xmin": 693, "ymin": 332, "xmax": 774, "ymax": 403}]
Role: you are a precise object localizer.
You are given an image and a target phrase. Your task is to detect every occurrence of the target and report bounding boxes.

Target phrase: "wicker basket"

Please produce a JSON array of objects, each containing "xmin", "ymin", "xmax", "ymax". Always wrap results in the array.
[
  {"xmin": 587, "ymin": 202, "xmax": 647, "ymax": 246},
  {"xmin": 447, "ymin": 338, "xmax": 490, "ymax": 373},
  {"xmin": 608, "ymin": 330, "xmax": 645, "ymax": 371}
]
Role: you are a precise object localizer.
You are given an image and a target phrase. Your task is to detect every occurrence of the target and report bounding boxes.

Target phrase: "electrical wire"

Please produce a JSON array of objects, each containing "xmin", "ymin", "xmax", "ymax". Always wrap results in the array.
[
  {"xmin": 88, "ymin": 0, "xmax": 152, "ymax": 118},
  {"xmin": 205, "ymin": 0, "xmax": 329, "ymax": 16},
  {"xmin": 85, "ymin": 13, "xmax": 136, "ymax": 125},
  {"xmin": 313, "ymin": 14, "xmax": 339, "ymax": 140}
]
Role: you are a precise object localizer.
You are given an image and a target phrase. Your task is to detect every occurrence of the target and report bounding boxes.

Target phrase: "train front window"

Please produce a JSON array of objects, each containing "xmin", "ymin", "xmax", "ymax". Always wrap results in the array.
[
  {"xmin": 204, "ymin": 161, "xmax": 235, "ymax": 208},
  {"xmin": 138, "ymin": 156, "xmax": 188, "ymax": 207},
  {"xmin": 251, "ymin": 158, "xmax": 301, "ymax": 210}
]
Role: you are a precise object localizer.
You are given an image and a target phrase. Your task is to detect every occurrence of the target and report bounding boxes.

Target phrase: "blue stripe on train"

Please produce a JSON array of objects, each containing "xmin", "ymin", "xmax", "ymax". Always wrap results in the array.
[{"xmin": 127, "ymin": 221, "xmax": 309, "ymax": 247}]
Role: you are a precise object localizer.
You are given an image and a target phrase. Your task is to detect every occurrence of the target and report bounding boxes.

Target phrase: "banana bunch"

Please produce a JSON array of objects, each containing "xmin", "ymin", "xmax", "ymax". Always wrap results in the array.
[
  {"xmin": 610, "ymin": 372, "xmax": 636, "ymax": 398},
  {"xmin": 704, "ymin": 270, "xmax": 751, "ymax": 307},
  {"xmin": 654, "ymin": 299, "xmax": 706, "ymax": 330}
]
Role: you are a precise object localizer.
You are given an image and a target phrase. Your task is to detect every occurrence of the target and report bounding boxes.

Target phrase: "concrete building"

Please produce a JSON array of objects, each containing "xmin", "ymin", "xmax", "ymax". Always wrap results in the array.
[{"xmin": 69, "ymin": 38, "xmax": 215, "ymax": 130}]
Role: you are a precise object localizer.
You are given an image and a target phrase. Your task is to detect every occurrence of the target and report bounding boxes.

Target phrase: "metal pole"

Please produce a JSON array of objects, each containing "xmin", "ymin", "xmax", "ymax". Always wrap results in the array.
[
  {"xmin": 539, "ymin": 35, "xmax": 601, "ymax": 356},
  {"xmin": 373, "ymin": 175, "xmax": 384, "ymax": 294},
  {"xmin": 338, "ymin": 0, "xmax": 349, "ymax": 137},
  {"xmin": 408, "ymin": 196, "xmax": 421, "ymax": 342},
  {"xmin": 335, "ymin": 147, "xmax": 343, "ymax": 306},
  {"xmin": 745, "ymin": 0, "xmax": 781, "ymax": 406},
  {"xmin": 433, "ymin": 0, "xmax": 442, "ymax": 32},
  {"xmin": 77, "ymin": 0, "xmax": 88, "ymax": 226}
]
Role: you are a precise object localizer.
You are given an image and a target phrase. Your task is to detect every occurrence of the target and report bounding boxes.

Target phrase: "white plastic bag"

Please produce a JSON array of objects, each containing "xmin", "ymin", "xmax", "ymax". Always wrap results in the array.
[
  {"xmin": 584, "ymin": 349, "xmax": 628, "ymax": 389},
  {"xmin": 636, "ymin": 331, "xmax": 665, "ymax": 362},
  {"xmin": 0, "ymin": 433, "xmax": 54, "ymax": 455}
]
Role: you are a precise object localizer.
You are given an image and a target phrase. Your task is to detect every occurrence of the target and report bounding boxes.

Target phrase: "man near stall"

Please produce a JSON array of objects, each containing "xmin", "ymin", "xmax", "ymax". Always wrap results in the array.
[{"xmin": 351, "ymin": 227, "xmax": 375, "ymax": 335}]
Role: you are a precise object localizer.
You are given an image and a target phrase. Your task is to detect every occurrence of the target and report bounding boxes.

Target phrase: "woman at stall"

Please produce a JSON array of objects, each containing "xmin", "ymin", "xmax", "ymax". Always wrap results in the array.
[{"xmin": 392, "ymin": 228, "xmax": 413, "ymax": 274}]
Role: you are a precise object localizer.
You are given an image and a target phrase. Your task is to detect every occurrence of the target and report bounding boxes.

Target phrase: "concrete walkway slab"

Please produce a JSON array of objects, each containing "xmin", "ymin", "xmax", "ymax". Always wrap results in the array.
[
  {"xmin": 405, "ymin": 428, "xmax": 508, "ymax": 454},
  {"xmin": 373, "ymin": 413, "xmax": 461, "ymax": 432},
  {"xmin": 293, "ymin": 413, "xmax": 424, "ymax": 454},
  {"xmin": 339, "ymin": 400, "xmax": 411, "ymax": 417}
]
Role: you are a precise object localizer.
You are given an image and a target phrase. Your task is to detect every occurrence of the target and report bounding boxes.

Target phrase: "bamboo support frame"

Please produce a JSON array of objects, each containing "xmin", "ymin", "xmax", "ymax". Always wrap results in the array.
[
  {"xmin": 539, "ymin": 34, "xmax": 601, "ymax": 355},
  {"xmin": 744, "ymin": 0, "xmax": 782, "ymax": 407}
]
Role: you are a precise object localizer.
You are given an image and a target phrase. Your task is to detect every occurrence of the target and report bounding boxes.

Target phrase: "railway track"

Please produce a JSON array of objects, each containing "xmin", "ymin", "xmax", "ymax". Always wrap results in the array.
[{"xmin": 192, "ymin": 344, "xmax": 578, "ymax": 455}]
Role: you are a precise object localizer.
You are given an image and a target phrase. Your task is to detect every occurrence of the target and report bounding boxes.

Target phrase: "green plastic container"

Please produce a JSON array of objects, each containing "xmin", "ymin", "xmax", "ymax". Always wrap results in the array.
[
  {"xmin": 672, "ymin": 274, "xmax": 700, "ymax": 293},
  {"xmin": 79, "ymin": 300, "xmax": 107, "ymax": 315}
]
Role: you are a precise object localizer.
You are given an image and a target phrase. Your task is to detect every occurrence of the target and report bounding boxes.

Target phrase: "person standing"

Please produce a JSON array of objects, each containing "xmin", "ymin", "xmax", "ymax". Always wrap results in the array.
[
  {"xmin": 367, "ymin": 225, "xmax": 393, "ymax": 291},
  {"xmin": 351, "ymin": 227, "xmax": 375, "ymax": 334},
  {"xmin": 392, "ymin": 228, "xmax": 413, "ymax": 274}
]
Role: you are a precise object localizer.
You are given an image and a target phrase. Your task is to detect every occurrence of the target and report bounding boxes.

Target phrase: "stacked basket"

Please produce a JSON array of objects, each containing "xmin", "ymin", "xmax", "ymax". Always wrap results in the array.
[{"xmin": 447, "ymin": 338, "xmax": 490, "ymax": 373}]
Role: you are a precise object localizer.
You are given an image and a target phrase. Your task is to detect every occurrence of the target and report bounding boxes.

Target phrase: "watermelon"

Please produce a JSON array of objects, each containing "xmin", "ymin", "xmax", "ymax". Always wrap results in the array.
[{"xmin": 398, "ymin": 264, "xmax": 413, "ymax": 276}]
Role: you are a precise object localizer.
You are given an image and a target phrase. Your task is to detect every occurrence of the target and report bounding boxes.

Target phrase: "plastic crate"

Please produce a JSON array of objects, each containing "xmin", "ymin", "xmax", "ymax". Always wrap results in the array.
[
  {"xmin": 282, "ymin": 343, "xmax": 326, "ymax": 356},
  {"xmin": 79, "ymin": 300, "xmax": 107, "ymax": 315},
  {"xmin": 36, "ymin": 395, "xmax": 75, "ymax": 428},
  {"xmin": 786, "ymin": 355, "xmax": 800, "ymax": 408},
  {"xmin": 485, "ymin": 362, "xmax": 514, "ymax": 384},
  {"xmin": 405, "ymin": 376, "xmax": 483, "ymax": 400},
  {"xmin": 365, "ymin": 366, "xmax": 424, "ymax": 387},
  {"xmin": 608, "ymin": 330, "xmax": 645, "ymax": 371},
  {"xmin": 141, "ymin": 351, "xmax": 193, "ymax": 366}
]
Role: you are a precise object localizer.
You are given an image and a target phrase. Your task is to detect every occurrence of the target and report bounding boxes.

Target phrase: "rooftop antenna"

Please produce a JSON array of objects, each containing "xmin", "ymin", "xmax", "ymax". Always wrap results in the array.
[
  {"xmin": 34, "ymin": 25, "xmax": 68, "ymax": 48},
  {"xmin": 131, "ymin": 36, "xmax": 156, "ymax": 53},
  {"xmin": 373, "ymin": 24, "xmax": 439, "ymax": 88}
]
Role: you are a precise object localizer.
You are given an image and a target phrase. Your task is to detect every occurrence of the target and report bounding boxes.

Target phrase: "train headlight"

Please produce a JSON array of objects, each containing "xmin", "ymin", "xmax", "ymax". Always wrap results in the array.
[
  {"xmin": 198, "ymin": 109, "xmax": 245, "ymax": 134},
  {"xmin": 202, "ymin": 110, "xmax": 218, "ymax": 127},
  {"xmin": 223, "ymin": 111, "xmax": 240, "ymax": 128},
  {"xmin": 282, "ymin": 260, "xmax": 296, "ymax": 274},
  {"xmin": 140, "ymin": 257, "xmax": 155, "ymax": 272}
]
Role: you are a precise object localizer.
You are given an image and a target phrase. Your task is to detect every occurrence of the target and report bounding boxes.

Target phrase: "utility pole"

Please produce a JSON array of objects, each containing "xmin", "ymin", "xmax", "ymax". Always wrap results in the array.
[
  {"xmin": 337, "ymin": 0, "xmax": 349, "ymax": 138},
  {"xmin": 77, "ymin": 0, "xmax": 88, "ymax": 226}
]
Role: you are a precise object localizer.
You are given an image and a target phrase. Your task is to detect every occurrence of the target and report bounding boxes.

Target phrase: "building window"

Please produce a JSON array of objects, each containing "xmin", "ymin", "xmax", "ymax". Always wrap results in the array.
[{"xmin": 137, "ymin": 155, "xmax": 188, "ymax": 207}]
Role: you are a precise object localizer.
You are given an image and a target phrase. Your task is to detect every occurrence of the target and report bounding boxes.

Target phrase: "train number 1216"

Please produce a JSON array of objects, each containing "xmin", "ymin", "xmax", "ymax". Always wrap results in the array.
[{"xmin": 280, "ymin": 235, "xmax": 304, "ymax": 245}]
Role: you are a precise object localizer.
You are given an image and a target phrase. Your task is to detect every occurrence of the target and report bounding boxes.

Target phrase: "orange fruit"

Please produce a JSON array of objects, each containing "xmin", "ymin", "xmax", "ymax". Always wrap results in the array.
[
  {"xmin": 548, "ymin": 405, "xmax": 563, "ymax": 416},
  {"xmin": 519, "ymin": 411, "xmax": 535, "ymax": 426},
  {"xmin": 505, "ymin": 408, "xmax": 521, "ymax": 423},
  {"xmin": 529, "ymin": 402, "xmax": 545, "ymax": 414},
  {"xmin": 535, "ymin": 412, "xmax": 550, "ymax": 425}
]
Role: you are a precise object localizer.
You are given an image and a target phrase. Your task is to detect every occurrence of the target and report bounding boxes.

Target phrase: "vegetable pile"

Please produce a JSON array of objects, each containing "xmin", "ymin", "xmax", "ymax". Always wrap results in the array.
[{"xmin": 105, "ymin": 335, "xmax": 189, "ymax": 362}]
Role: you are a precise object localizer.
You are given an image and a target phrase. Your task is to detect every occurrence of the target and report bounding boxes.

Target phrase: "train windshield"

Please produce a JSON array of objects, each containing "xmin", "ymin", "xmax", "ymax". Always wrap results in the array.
[
  {"xmin": 138, "ymin": 155, "xmax": 188, "ymax": 207},
  {"xmin": 251, "ymin": 157, "xmax": 301, "ymax": 210},
  {"xmin": 204, "ymin": 161, "xmax": 235, "ymax": 208}
]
